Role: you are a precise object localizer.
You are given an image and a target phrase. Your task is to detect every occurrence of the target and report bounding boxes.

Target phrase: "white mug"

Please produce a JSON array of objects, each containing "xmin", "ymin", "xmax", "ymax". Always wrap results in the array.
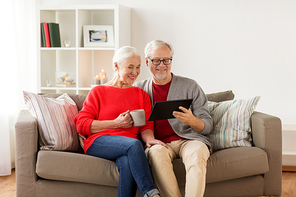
[{"xmin": 130, "ymin": 109, "xmax": 146, "ymax": 127}]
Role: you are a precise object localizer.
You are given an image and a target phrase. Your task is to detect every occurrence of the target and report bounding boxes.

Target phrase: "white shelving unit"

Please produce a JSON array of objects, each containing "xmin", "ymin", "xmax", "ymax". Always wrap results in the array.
[{"xmin": 37, "ymin": 5, "xmax": 131, "ymax": 95}]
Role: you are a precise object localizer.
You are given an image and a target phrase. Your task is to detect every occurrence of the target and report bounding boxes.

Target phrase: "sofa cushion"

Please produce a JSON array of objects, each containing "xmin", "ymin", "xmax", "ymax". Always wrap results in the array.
[
  {"xmin": 206, "ymin": 147, "xmax": 269, "ymax": 183},
  {"xmin": 24, "ymin": 92, "xmax": 80, "ymax": 151},
  {"xmin": 36, "ymin": 150, "xmax": 119, "ymax": 187},
  {"xmin": 40, "ymin": 90, "xmax": 233, "ymax": 111},
  {"xmin": 206, "ymin": 90, "xmax": 235, "ymax": 102},
  {"xmin": 208, "ymin": 96, "xmax": 260, "ymax": 151},
  {"xmin": 173, "ymin": 146, "xmax": 269, "ymax": 186},
  {"xmin": 36, "ymin": 147, "xmax": 268, "ymax": 187}
]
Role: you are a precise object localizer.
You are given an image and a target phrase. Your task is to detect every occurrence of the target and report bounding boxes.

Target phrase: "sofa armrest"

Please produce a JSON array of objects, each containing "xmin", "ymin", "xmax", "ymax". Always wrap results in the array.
[
  {"xmin": 251, "ymin": 111, "xmax": 282, "ymax": 196},
  {"xmin": 15, "ymin": 110, "xmax": 39, "ymax": 197}
]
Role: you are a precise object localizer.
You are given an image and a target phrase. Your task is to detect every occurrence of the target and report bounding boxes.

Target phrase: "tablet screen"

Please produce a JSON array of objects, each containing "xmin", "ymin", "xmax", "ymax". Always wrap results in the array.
[{"xmin": 148, "ymin": 99, "xmax": 193, "ymax": 121}]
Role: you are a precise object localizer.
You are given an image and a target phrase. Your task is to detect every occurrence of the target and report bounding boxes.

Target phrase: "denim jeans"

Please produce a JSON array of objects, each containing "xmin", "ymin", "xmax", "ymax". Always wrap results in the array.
[{"xmin": 87, "ymin": 135, "xmax": 159, "ymax": 197}]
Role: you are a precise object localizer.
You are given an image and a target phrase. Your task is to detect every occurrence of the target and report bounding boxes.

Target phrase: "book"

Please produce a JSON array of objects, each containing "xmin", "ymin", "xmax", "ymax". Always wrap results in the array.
[
  {"xmin": 48, "ymin": 23, "xmax": 61, "ymax": 47},
  {"xmin": 40, "ymin": 23, "xmax": 46, "ymax": 47},
  {"xmin": 43, "ymin": 23, "xmax": 51, "ymax": 47}
]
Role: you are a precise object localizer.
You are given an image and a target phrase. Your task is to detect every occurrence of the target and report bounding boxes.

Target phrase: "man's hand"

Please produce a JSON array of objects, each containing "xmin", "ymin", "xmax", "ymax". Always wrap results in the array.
[
  {"xmin": 173, "ymin": 106, "xmax": 195, "ymax": 125},
  {"xmin": 146, "ymin": 139, "xmax": 168, "ymax": 149},
  {"xmin": 140, "ymin": 129, "xmax": 168, "ymax": 149},
  {"xmin": 173, "ymin": 106, "xmax": 205, "ymax": 133}
]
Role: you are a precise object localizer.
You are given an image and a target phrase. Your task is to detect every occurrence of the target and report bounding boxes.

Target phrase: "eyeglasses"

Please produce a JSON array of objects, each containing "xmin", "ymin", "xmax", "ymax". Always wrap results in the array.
[{"xmin": 147, "ymin": 57, "xmax": 172, "ymax": 65}]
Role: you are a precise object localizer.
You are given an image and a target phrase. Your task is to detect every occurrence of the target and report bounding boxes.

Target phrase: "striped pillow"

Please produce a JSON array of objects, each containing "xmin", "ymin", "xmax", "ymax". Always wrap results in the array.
[
  {"xmin": 208, "ymin": 96, "xmax": 260, "ymax": 151},
  {"xmin": 23, "ymin": 91, "xmax": 79, "ymax": 151}
]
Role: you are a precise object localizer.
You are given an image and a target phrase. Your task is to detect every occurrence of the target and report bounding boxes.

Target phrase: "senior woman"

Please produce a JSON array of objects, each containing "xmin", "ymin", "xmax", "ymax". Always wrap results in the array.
[{"xmin": 75, "ymin": 46, "xmax": 166, "ymax": 197}]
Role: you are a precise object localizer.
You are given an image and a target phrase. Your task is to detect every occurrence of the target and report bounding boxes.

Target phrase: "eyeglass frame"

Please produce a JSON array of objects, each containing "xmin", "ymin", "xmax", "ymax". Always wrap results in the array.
[{"xmin": 147, "ymin": 57, "xmax": 173, "ymax": 65}]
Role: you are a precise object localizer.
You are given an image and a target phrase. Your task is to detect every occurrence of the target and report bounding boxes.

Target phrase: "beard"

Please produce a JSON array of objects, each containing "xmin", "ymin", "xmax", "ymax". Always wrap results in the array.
[{"xmin": 152, "ymin": 70, "xmax": 171, "ymax": 82}]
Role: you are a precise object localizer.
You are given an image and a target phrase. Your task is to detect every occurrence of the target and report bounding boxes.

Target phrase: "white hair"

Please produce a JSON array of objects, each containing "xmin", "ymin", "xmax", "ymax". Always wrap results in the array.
[
  {"xmin": 113, "ymin": 46, "xmax": 141, "ymax": 69},
  {"xmin": 144, "ymin": 40, "xmax": 174, "ymax": 58}
]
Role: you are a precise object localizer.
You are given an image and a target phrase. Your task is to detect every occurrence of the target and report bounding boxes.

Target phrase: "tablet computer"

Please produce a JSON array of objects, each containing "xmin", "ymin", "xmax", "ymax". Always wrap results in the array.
[{"xmin": 148, "ymin": 99, "xmax": 193, "ymax": 121}]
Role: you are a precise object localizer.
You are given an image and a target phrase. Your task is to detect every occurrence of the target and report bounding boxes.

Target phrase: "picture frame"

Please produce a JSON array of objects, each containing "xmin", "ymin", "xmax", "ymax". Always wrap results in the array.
[{"xmin": 83, "ymin": 25, "xmax": 114, "ymax": 47}]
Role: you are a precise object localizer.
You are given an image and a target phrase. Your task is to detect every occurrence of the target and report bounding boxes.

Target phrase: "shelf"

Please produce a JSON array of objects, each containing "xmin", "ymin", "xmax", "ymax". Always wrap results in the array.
[
  {"xmin": 41, "ymin": 87, "xmax": 92, "ymax": 90},
  {"xmin": 78, "ymin": 47, "xmax": 115, "ymax": 51},
  {"xmin": 41, "ymin": 87, "xmax": 76, "ymax": 90},
  {"xmin": 40, "ymin": 47, "xmax": 115, "ymax": 51},
  {"xmin": 78, "ymin": 87, "xmax": 92, "ymax": 90},
  {"xmin": 40, "ymin": 47, "xmax": 76, "ymax": 50},
  {"xmin": 38, "ymin": 5, "xmax": 131, "ymax": 95}
]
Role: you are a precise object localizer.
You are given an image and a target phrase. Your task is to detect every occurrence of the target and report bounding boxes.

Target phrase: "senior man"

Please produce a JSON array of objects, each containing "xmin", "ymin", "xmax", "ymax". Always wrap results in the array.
[{"xmin": 134, "ymin": 40, "xmax": 213, "ymax": 197}]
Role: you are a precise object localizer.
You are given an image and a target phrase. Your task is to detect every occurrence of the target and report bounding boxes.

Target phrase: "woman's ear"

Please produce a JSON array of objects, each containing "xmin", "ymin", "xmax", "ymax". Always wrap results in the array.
[{"xmin": 114, "ymin": 62, "xmax": 119, "ymax": 71}]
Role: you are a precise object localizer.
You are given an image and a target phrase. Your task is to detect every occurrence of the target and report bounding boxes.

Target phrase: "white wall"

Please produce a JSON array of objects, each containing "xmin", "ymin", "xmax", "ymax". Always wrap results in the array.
[
  {"xmin": 39, "ymin": 0, "xmax": 296, "ymax": 157},
  {"xmin": 40, "ymin": 0, "xmax": 296, "ymax": 125}
]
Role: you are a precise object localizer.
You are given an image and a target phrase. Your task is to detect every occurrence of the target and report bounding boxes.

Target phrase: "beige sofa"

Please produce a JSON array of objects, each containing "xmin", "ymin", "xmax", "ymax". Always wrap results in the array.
[{"xmin": 15, "ymin": 90, "xmax": 282, "ymax": 197}]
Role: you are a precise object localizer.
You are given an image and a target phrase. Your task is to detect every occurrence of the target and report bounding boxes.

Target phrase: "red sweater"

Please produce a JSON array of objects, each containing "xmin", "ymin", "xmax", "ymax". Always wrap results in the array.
[
  {"xmin": 74, "ymin": 86, "xmax": 154, "ymax": 153},
  {"xmin": 152, "ymin": 81, "xmax": 182, "ymax": 143}
]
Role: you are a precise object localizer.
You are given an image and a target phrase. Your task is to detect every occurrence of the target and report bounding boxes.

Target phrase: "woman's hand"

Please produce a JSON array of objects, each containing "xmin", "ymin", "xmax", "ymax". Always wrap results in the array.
[
  {"xmin": 113, "ymin": 110, "xmax": 133, "ymax": 129},
  {"xmin": 90, "ymin": 110, "xmax": 133, "ymax": 134}
]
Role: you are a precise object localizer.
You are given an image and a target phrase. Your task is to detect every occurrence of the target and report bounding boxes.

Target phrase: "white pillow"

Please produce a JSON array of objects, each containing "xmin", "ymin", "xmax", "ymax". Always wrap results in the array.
[
  {"xmin": 23, "ymin": 91, "xmax": 79, "ymax": 151},
  {"xmin": 208, "ymin": 96, "xmax": 260, "ymax": 151}
]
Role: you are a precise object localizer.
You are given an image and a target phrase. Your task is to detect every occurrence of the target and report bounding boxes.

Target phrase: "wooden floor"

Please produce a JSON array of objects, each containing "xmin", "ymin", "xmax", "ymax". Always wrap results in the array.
[
  {"xmin": 0, "ymin": 169, "xmax": 295, "ymax": 197},
  {"xmin": 281, "ymin": 171, "xmax": 296, "ymax": 197},
  {"xmin": 0, "ymin": 169, "xmax": 16, "ymax": 197}
]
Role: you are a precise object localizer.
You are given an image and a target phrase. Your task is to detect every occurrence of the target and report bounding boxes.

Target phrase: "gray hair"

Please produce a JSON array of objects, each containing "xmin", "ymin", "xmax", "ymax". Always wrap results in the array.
[
  {"xmin": 144, "ymin": 40, "xmax": 174, "ymax": 58},
  {"xmin": 113, "ymin": 46, "xmax": 141, "ymax": 68}
]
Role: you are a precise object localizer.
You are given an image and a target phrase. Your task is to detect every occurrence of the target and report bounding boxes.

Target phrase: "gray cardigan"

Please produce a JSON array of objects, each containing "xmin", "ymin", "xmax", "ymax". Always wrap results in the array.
[{"xmin": 134, "ymin": 73, "xmax": 213, "ymax": 153}]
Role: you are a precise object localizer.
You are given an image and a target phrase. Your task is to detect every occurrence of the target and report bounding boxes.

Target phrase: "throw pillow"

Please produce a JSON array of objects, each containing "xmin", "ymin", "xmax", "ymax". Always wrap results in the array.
[
  {"xmin": 23, "ymin": 91, "xmax": 79, "ymax": 151},
  {"xmin": 208, "ymin": 96, "xmax": 260, "ymax": 151}
]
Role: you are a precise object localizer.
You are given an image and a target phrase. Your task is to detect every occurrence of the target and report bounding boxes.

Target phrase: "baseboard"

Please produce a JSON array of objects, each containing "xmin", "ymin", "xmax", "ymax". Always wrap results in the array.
[
  {"xmin": 282, "ymin": 153, "xmax": 296, "ymax": 166},
  {"xmin": 282, "ymin": 166, "xmax": 296, "ymax": 172}
]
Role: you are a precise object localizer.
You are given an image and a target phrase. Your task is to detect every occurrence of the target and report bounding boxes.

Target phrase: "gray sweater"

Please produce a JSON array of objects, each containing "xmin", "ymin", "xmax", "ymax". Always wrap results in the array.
[{"xmin": 134, "ymin": 73, "xmax": 213, "ymax": 153}]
